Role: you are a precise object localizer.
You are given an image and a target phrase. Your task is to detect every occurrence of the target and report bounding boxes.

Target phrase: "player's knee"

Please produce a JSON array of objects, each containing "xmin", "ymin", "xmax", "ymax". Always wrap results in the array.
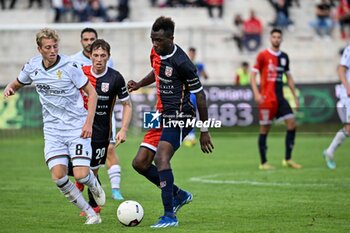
[
  {"xmin": 343, "ymin": 126, "xmax": 350, "ymax": 136},
  {"xmin": 73, "ymin": 166, "xmax": 90, "ymax": 180},
  {"xmin": 50, "ymin": 165, "xmax": 68, "ymax": 181},
  {"xmin": 132, "ymin": 158, "xmax": 147, "ymax": 173},
  {"xmin": 154, "ymin": 155, "xmax": 170, "ymax": 170}
]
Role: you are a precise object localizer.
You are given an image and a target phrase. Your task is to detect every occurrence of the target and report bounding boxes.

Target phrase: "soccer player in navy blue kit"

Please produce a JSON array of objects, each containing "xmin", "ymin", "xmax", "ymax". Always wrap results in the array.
[{"xmin": 128, "ymin": 16, "xmax": 214, "ymax": 228}]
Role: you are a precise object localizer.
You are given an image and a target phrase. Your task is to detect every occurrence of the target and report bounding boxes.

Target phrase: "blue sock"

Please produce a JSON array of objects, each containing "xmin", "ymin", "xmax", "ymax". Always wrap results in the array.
[
  {"xmin": 258, "ymin": 134, "xmax": 268, "ymax": 164},
  {"xmin": 159, "ymin": 169, "xmax": 175, "ymax": 217},
  {"xmin": 285, "ymin": 129, "xmax": 296, "ymax": 160},
  {"xmin": 139, "ymin": 164, "xmax": 179, "ymax": 195}
]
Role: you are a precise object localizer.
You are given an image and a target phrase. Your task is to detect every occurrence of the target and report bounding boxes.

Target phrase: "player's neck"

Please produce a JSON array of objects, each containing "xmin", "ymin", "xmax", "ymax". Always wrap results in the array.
[
  {"xmin": 42, "ymin": 56, "xmax": 60, "ymax": 70},
  {"xmin": 91, "ymin": 66, "xmax": 108, "ymax": 78},
  {"xmin": 83, "ymin": 50, "xmax": 90, "ymax": 59},
  {"xmin": 270, "ymin": 46, "xmax": 280, "ymax": 52}
]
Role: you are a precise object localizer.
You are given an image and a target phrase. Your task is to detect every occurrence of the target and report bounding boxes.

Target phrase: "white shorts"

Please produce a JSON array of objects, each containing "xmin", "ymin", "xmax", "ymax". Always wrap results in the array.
[
  {"xmin": 110, "ymin": 111, "xmax": 117, "ymax": 144},
  {"xmin": 340, "ymin": 97, "xmax": 350, "ymax": 124},
  {"xmin": 44, "ymin": 129, "xmax": 92, "ymax": 170}
]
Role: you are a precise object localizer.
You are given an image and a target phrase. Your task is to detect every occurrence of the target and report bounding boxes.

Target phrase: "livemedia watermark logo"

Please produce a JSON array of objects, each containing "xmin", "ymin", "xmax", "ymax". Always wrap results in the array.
[{"xmin": 143, "ymin": 110, "xmax": 222, "ymax": 130}]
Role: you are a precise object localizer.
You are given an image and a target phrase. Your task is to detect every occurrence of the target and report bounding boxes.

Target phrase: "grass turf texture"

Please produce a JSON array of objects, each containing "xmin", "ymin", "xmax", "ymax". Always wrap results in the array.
[{"xmin": 0, "ymin": 130, "xmax": 349, "ymax": 233}]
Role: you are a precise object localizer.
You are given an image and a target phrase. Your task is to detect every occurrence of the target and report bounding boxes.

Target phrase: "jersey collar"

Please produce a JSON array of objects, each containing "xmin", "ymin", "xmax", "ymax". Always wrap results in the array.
[
  {"xmin": 267, "ymin": 48, "xmax": 281, "ymax": 56},
  {"xmin": 90, "ymin": 66, "xmax": 108, "ymax": 78},
  {"xmin": 160, "ymin": 45, "xmax": 177, "ymax": 60},
  {"xmin": 42, "ymin": 55, "xmax": 61, "ymax": 71}
]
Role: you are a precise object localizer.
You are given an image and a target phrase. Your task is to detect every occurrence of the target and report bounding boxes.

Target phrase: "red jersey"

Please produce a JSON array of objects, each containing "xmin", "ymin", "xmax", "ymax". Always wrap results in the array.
[{"xmin": 252, "ymin": 48, "xmax": 290, "ymax": 102}]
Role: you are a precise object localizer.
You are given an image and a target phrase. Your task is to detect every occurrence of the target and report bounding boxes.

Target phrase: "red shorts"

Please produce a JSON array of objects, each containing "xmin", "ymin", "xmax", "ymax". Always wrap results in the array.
[
  {"xmin": 140, "ymin": 128, "xmax": 162, "ymax": 152},
  {"xmin": 259, "ymin": 98, "xmax": 294, "ymax": 125}
]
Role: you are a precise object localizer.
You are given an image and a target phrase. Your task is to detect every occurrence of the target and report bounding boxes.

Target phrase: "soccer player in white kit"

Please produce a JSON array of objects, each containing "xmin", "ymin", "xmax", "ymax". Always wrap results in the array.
[
  {"xmin": 3, "ymin": 28, "xmax": 105, "ymax": 224},
  {"xmin": 323, "ymin": 45, "xmax": 350, "ymax": 169},
  {"xmin": 71, "ymin": 27, "xmax": 124, "ymax": 200}
]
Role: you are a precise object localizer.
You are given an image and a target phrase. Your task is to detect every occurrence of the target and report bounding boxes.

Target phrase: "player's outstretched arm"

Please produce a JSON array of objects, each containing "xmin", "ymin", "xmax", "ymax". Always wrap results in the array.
[
  {"xmin": 80, "ymin": 81, "xmax": 97, "ymax": 138},
  {"xmin": 3, "ymin": 79, "xmax": 23, "ymax": 98},
  {"xmin": 196, "ymin": 90, "xmax": 214, "ymax": 154},
  {"xmin": 116, "ymin": 99, "xmax": 132, "ymax": 146},
  {"xmin": 127, "ymin": 71, "xmax": 155, "ymax": 92}
]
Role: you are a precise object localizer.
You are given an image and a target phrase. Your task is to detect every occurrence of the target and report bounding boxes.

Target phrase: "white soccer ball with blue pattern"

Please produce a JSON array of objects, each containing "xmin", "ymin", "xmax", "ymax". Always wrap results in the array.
[{"xmin": 117, "ymin": 200, "xmax": 144, "ymax": 226}]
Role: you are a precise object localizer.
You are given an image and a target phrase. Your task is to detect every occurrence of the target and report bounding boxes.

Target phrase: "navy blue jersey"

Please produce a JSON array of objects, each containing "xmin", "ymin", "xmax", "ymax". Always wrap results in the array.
[
  {"xmin": 150, "ymin": 45, "xmax": 203, "ymax": 118},
  {"xmin": 82, "ymin": 66, "xmax": 129, "ymax": 142}
]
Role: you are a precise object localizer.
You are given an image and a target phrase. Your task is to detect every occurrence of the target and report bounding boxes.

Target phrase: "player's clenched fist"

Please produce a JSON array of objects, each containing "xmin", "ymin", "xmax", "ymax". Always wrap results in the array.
[{"xmin": 127, "ymin": 80, "xmax": 140, "ymax": 93}]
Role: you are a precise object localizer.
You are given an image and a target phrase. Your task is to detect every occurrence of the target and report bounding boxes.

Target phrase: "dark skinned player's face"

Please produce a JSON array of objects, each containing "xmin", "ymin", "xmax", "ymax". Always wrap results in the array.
[{"xmin": 150, "ymin": 29, "xmax": 174, "ymax": 56}]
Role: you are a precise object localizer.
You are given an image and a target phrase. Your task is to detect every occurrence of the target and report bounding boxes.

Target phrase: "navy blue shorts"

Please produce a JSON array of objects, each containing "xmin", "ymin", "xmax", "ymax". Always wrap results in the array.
[{"xmin": 160, "ymin": 127, "xmax": 193, "ymax": 151}]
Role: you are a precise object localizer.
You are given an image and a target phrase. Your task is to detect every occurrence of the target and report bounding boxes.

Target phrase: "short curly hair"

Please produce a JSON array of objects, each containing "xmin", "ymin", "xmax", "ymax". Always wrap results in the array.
[{"xmin": 152, "ymin": 16, "xmax": 175, "ymax": 38}]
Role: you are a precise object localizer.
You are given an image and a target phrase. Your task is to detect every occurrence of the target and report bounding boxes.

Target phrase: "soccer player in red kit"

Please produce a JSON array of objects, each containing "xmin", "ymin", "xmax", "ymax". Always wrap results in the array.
[{"xmin": 250, "ymin": 28, "xmax": 301, "ymax": 170}]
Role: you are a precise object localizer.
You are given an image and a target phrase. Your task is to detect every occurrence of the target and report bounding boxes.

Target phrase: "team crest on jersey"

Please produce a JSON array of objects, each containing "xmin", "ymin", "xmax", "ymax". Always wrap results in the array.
[
  {"xmin": 56, "ymin": 70, "xmax": 62, "ymax": 80},
  {"xmin": 101, "ymin": 82, "xmax": 109, "ymax": 92},
  {"xmin": 165, "ymin": 66, "xmax": 173, "ymax": 77},
  {"xmin": 280, "ymin": 58, "xmax": 286, "ymax": 66}
]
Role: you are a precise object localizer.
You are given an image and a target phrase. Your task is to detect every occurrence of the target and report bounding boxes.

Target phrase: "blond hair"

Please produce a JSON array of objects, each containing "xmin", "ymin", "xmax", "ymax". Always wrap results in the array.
[{"xmin": 36, "ymin": 28, "xmax": 60, "ymax": 47}]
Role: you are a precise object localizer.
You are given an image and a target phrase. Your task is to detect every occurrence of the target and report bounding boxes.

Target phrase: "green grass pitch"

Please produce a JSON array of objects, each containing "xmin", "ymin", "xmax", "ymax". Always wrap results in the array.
[{"xmin": 0, "ymin": 130, "xmax": 349, "ymax": 233}]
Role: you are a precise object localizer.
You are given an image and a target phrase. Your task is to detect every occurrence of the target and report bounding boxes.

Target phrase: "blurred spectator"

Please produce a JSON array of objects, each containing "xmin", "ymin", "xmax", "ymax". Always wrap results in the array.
[
  {"xmin": 337, "ymin": 0, "xmax": 350, "ymax": 40},
  {"xmin": 309, "ymin": 0, "xmax": 334, "ymax": 39},
  {"xmin": 286, "ymin": 0, "xmax": 300, "ymax": 8},
  {"xmin": 243, "ymin": 10, "xmax": 263, "ymax": 52},
  {"xmin": 116, "ymin": 0, "xmax": 129, "ymax": 22},
  {"xmin": 150, "ymin": 0, "xmax": 156, "ymax": 7},
  {"xmin": 234, "ymin": 61, "xmax": 250, "ymax": 86},
  {"xmin": 72, "ymin": 0, "xmax": 89, "ymax": 22},
  {"xmin": 86, "ymin": 0, "xmax": 110, "ymax": 22},
  {"xmin": 268, "ymin": 0, "xmax": 293, "ymax": 30},
  {"xmin": 207, "ymin": 0, "xmax": 224, "ymax": 23},
  {"xmin": 52, "ymin": 0, "xmax": 64, "ymax": 22},
  {"xmin": 0, "ymin": 0, "xmax": 16, "ymax": 9},
  {"xmin": 28, "ymin": 0, "xmax": 42, "ymax": 8},
  {"xmin": 225, "ymin": 14, "xmax": 244, "ymax": 52}
]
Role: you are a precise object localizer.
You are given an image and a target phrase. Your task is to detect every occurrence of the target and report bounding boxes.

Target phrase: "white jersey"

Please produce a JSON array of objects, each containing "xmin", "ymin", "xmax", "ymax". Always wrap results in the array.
[
  {"xmin": 17, "ymin": 54, "xmax": 88, "ymax": 132},
  {"xmin": 340, "ymin": 45, "xmax": 350, "ymax": 99},
  {"xmin": 71, "ymin": 50, "xmax": 114, "ymax": 68}
]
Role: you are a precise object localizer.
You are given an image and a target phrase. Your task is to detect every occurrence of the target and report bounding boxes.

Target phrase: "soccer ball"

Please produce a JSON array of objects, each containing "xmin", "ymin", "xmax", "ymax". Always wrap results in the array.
[{"xmin": 117, "ymin": 200, "xmax": 144, "ymax": 227}]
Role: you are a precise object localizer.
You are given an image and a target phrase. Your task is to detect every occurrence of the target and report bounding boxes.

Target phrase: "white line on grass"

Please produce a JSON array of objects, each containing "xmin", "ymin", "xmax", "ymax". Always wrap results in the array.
[{"xmin": 190, "ymin": 174, "xmax": 350, "ymax": 188}]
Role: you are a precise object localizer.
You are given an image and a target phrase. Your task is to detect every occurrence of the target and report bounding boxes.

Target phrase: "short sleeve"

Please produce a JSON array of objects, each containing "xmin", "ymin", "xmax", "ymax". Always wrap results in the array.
[
  {"xmin": 116, "ymin": 74, "xmax": 129, "ymax": 101},
  {"xmin": 69, "ymin": 62, "xmax": 88, "ymax": 89},
  {"xmin": 178, "ymin": 61, "xmax": 203, "ymax": 93},
  {"xmin": 285, "ymin": 54, "xmax": 290, "ymax": 73},
  {"xmin": 17, "ymin": 62, "xmax": 33, "ymax": 85},
  {"xmin": 252, "ymin": 52, "xmax": 263, "ymax": 74},
  {"xmin": 340, "ymin": 46, "xmax": 350, "ymax": 68}
]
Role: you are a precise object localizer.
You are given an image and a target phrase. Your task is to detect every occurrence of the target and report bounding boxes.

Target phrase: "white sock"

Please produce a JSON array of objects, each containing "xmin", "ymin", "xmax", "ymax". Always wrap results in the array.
[
  {"xmin": 326, "ymin": 129, "xmax": 348, "ymax": 158},
  {"xmin": 108, "ymin": 165, "xmax": 121, "ymax": 190},
  {"xmin": 55, "ymin": 175, "xmax": 96, "ymax": 216},
  {"xmin": 77, "ymin": 170, "xmax": 98, "ymax": 190}
]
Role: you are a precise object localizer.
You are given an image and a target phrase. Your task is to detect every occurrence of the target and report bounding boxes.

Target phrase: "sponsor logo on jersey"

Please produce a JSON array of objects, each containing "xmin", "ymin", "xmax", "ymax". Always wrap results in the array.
[
  {"xmin": 101, "ymin": 82, "xmax": 109, "ymax": 93},
  {"xmin": 36, "ymin": 84, "xmax": 66, "ymax": 95},
  {"xmin": 165, "ymin": 66, "xmax": 173, "ymax": 77}
]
